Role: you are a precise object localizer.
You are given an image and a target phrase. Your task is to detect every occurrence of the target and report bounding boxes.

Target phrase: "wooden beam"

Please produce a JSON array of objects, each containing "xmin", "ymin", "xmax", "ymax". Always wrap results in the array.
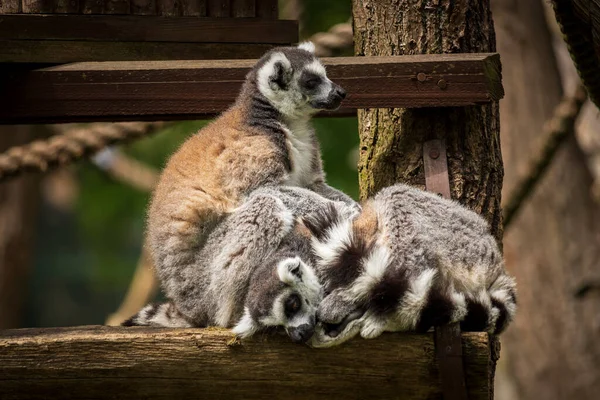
[
  {"xmin": 0, "ymin": 326, "xmax": 497, "ymax": 400},
  {"xmin": 0, "ymin": 53, "xmax": 503, "ymax": 124},
  {"xmin": 0, "ymin": 40, "xmax": 277, "ymax": 63},
  {"xmin": 0, "ymin": 15, "xmax": 297, "ymax": 44}
]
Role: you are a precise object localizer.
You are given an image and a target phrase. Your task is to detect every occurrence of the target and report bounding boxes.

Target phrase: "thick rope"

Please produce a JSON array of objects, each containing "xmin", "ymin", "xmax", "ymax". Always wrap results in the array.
[
  {"xmin": 0, "ymin": 122, "xmax": 164, "ymax": 183},
  {"xmin": 310, "ymin": 20, "xmax": 353, "ymax": 57},
  {"xmin": 503, "ymin": 85, "xmax": 588, "ymax": 229},
  {"xmin": 93, "ymin": 147, "xmax": 159, "ymax": 193}
]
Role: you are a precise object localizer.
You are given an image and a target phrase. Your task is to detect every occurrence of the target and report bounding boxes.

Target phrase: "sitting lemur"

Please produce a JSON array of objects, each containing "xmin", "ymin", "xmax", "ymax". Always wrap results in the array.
[{"xmin": 124, "ymin": 43, "xmax": 516, "ymax": 346}]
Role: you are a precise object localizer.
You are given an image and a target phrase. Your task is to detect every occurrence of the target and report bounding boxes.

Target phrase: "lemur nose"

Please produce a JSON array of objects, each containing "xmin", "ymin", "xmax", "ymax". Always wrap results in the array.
[
  {"xmin": 289, "ymin": 324, "xmax": 315, "ymax": 343},
  {"xmin": 336, "ymin": 87, "xmax": 347, "ymax": 99}
]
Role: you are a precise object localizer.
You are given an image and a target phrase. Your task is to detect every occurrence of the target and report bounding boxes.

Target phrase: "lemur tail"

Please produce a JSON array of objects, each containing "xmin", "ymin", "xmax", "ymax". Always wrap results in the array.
[
  {"xmin": 459, "ymin": 273, "xmax": 517, "ymax": 334},
  {"xmin": 121, "ymin": 302, "xmax": 194, "ymax": 328}
]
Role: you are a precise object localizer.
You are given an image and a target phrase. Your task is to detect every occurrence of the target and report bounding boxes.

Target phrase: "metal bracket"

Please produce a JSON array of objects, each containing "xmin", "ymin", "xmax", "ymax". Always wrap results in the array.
[{"xmin": 423, "ymin": 139, "xmax": 469, "ymax": 400}]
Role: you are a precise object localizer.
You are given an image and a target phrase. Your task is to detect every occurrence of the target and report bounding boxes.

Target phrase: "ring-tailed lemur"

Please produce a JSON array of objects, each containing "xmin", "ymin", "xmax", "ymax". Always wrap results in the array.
[
  {"xmin": 125, "ymin": 186, "xmax": 359, "ymax": 343},
  {"xmin": 145, "ymin": 42, "xmax": 357, "ymax": 327},
  {"xmin": 301, "ymin": 183, "xmax": 517, "ymax": 348}
]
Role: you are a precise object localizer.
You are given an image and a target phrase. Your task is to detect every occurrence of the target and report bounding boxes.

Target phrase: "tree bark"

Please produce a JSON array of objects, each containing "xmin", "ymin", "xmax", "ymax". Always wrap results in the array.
[
  {"xmin": 493, "ymin": 0, "xmax": 600, "ymax": 398},
  {"xmin": 0, "ymin": 126, "xmax": 42, "ymax": 329},
  {"xmin": 352, "ymin": 0, "xmax": 504, "ymax": 242}
]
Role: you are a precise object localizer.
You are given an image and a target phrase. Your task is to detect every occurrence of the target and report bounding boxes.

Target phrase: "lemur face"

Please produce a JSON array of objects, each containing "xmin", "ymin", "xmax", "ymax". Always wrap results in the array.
[
  {"xmin": 232, "ymin": 255, "xmax": 323, "ymax": 344},
  {"xmin": 255, "ymin": 42, "xmax": 346, "ymax": 118}
]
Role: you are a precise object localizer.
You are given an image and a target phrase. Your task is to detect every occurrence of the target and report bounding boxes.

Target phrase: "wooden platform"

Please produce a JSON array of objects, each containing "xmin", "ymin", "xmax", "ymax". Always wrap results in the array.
[
  {"xmin": 0, "ymin": 53, "xmax": 504, "ymax": 124},
  {"xmin": 0, "ymin": 326, "xmax": 498, "ymax": 400},
  {"xmin": 0, "ymin": 15, "xmax": 299, "ymax": 62}
]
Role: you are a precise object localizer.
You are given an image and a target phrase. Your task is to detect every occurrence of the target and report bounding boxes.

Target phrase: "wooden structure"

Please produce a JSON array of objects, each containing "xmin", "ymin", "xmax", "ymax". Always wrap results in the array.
[
  {"xmin": 0, "ymin": 0, "xmax": 506, "ymax": 398},
  {"xmin": 0, "ymin": 53, "xmax": 503, "ymax": 124},
  {"xmin": 0, "ymin": 327, "xmax": 498, "ymax": 400},
  {"xmin": 0, "ymin": 0, "xmax": 294, "ymax": 62},
  {"xmin": 552, "ymin": 0, "xmax": 600, "ymax": 108}
]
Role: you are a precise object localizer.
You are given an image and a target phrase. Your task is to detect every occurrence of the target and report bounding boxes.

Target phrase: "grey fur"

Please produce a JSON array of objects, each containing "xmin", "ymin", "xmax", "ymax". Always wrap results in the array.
[
  {"xmin": 306, "ymin": 183, "xmax": 517, "ymax": 347},
  {"xmin": 127, "ymin": 186, "xmax": 357, "ymax": 343},
  {"xmin": 143, "ymin": 43, "xmax": 356, "ymax": 341}
]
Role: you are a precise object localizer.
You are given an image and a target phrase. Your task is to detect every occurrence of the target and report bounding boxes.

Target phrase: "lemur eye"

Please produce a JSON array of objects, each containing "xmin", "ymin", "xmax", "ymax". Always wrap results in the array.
[
  {"xmin": 284, "ymin": 294, "xmax": 302, "ymax": 318},
  {"xmin": 303, "ymin": 76, "xmax": 322, "ymax": 90}
]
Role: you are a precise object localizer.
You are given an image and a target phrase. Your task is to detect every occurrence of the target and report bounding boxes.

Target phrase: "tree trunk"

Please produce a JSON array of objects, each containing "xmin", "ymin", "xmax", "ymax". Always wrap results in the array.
[
  {"xmin": 0, "ymin": 126, "xmax": 42, "ymax": 329},
  {"xmin": 352, "ymin": 0, "xmax": 503, "ymax": 242},
  {"xmin": 493, "ymin": 0, "xmax": 600, "ymax": 398}
]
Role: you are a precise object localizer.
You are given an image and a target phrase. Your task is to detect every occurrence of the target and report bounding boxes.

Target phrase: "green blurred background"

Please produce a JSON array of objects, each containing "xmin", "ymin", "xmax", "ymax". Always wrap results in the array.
[{"xmin": 26, "ymin": 0, "xmax": 359, "ymax": 327}]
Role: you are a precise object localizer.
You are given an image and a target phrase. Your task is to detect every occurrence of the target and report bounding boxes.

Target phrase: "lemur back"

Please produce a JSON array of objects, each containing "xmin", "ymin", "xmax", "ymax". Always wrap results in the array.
[{"xmin": 146, "ymin": 43, "xmax": 355, "ymax": 325}]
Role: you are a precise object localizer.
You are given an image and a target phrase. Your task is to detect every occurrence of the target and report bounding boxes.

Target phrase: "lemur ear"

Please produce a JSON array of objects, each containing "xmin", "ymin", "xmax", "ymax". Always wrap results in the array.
[
  {"xmin": 277, "ymin": 257, "xmax": 304, "ymax": 285},
  {"xmin": 298, "ymin": 41, "xmax": 316, "ymax": 54},
  {"xmin": 231, "ymin": 307, "xmax": 259, "ymax": 338},
  {"xmin": 267, "ymin": 53, "xmax": 293, "ymax": 90}
]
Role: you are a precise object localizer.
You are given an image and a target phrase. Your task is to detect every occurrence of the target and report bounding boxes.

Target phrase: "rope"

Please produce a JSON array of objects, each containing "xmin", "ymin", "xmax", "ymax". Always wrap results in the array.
[
  {"xmin": 0, "ymin": 122, "xmax": 165, "ymax": 183},
  {"xmin": 93, "ymin": 147, "xmax": 159, "ymax": 192},
  {"xmin": 310, "ymin": 20, "xmax": 353, "ymax": 57},
  {"xmin": 503, "ymin": 85, "xmax": 588, "ymax": 229}
]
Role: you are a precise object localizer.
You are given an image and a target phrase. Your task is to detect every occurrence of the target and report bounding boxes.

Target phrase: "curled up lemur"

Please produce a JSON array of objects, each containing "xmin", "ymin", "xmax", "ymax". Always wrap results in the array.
[
  {"xmin": 304, "ymin": 184, "xmax": 517, "ymax": 348},
  {"xmin": 130, "ymin": 43, "xmax": 356, "ymax": 342}
]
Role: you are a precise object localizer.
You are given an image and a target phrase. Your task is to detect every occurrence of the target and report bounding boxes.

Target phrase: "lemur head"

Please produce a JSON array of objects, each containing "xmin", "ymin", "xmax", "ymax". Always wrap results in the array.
[
  {"xmin": 232, "ymin": 233, "xmax": 323, "ymax": 343},
  {"xmin": 249, "ymin": 42, "xmax": 346, "ymax": 118}
]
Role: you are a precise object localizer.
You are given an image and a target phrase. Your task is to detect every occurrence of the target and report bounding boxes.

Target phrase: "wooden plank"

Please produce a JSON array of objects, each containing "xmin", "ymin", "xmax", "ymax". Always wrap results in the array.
[
  {"xmin": 255, "ymin": 0, "xmax": 276, "ymax": 18},
  {"xmin": 423, "ymin": 139, "xmax": 452, "ymax": 198},
  {"xmin": 0, "ymin": 15, "xmax": 297, "ymax": 43},
  {"xmin": 21, "ymin": 0, "xmax": 53, "ymax": 12},
  {"xmin": 0, "ymin": 326, "xmax": 494, "ymax": 400},
  {"xmin": 131, "ymin": 0, "xmax": 156, "ymax": 15},
  {"xmin": 207, "ymin": 0, "xmax": 229, "ymax": 17},
  {"xmin": 54, "ymin": 0, "xmax": 79, "ymax": 13},
  {"xmin": 0, "ymin": 0, "xmax": 21, "ymax": 13},
  {"xmin": 104, "ymin": 0, "xmax": 130, "ymax": 14},
  {"xmin": 0, "ymin": 53, "xmax": 504, "ymax": 124},
  {"xmin": 80, "ymin": 0, "xmax": 104, "ymax": 13},
  {"xmin": 231, "ymin": 0, "xmax": 254, "ymax": 17},
  {"xmin": 156, "ymin": 0, "xmax": 206, "ymax": 16},
  {"xmin": 0, "ymin": 40, "xmax": 277, "ymax": 63}
]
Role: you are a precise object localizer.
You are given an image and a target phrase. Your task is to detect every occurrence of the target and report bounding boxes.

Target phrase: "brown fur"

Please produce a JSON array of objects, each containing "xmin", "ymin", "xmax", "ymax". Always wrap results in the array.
[{"xmin": 147, "ymin": 105, "xmax": 293, "ymax": 271}]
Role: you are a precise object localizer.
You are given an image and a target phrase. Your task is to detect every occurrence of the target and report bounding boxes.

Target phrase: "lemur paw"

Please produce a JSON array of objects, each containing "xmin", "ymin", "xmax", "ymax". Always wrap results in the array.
[{"xmin": 360, "ymin": 317, "xmax": 386, "ymax": 339}]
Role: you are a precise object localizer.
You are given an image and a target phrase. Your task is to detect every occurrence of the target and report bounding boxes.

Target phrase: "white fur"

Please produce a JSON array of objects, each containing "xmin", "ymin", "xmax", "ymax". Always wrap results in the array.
[
  {"xmin": 298, "ymin": 41, "xmax": 316, "ymax": 53},
  {"xmin": 232, "ymin": 307, "xmax": 259, "ymax": 338},
  {"xmin": 282, "ymin": 120, "xmax": 317, "ymax": 186},
  {"xmin": 349, "ymin": 245, "xmax": 392, "ymax": 301},
  {"xmin": 395, "ymin": 269, "xmax": 437, "ymax": 330},
  {"xmin": 311, "ymin": 218, "xmax": 354, "ymax": 268},
  {"xmin": 489, "ymin": 274, "xmax": 517, "ymax": 319},
  {"xmin": 450, "ymin": 291, "xmax": 468, "ymax": 323},
  {"xmin": 277, "ymin": 257, "xmax": 301, "ymax": 284},
  {"xmin": 304, "ymin": 59, "xmax": 327, "ymax": 77},
  {"xmin": 257, "ymin": 52, "xmax": 291, "ymax": 94},
  {"xmin": 360, "ymin": 313, "xmax": 387, "ymax": 339},
  {"xmin": 309, "ymin": 319, "xmax": 363, "ymax": 348},
  {"xmin": 151, "ymin": 304, "xmax": 193, "ymax": 328}
]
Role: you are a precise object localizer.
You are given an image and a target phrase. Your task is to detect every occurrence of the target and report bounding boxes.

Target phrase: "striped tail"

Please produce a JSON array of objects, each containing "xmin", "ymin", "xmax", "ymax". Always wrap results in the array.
[{"xmin": 121, "ymin": 302, "xmax": 194, "ymax": 328}]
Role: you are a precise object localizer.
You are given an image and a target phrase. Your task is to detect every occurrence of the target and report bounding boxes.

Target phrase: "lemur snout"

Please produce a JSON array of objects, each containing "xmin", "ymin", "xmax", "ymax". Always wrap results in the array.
[
  {"xmin": 333, "ymin": 86, "xmax": 347, "ymax": 100},
  {"xmin": 288, "ymin": 324, "xmax": 315, "ymax": 343}
]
